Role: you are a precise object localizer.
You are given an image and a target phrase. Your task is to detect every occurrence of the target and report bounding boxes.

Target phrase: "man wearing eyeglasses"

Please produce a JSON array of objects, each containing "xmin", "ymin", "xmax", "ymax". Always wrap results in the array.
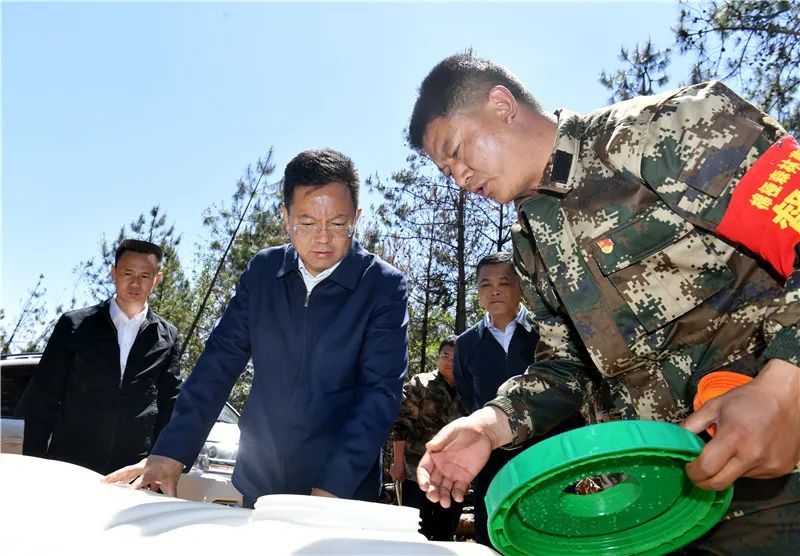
[{"xmin": 105, "ymin": 148, "xmax": 409, "ymax": 507}]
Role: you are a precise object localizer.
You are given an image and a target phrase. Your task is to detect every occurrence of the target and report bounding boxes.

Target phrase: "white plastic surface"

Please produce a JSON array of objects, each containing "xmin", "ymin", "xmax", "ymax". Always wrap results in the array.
[{"xmin": 0, "ymin": 454, "xmax": 497, "ymax": 555}]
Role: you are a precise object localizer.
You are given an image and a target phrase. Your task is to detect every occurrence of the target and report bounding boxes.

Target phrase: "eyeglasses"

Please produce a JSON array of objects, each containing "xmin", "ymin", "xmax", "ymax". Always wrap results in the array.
[
  {"xmin": 291, "ymin": 222, "xmax": 355, "ymax": 239},
  {"xmin": 438, "ymin": 352, "xmax": 454, "ymax": 360}
]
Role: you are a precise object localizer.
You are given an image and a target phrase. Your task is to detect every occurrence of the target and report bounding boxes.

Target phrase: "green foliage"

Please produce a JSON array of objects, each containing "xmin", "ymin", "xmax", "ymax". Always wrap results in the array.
[
  {"xmin": 676, "ymin": 0, "xmax": 800, "ymax": 135},
  {"xmin": 368, "ymin": 146, "xmax": 514, "ymax": 377},
  {"xmin": 1, "ymin": 275, "xmax": 50, "ymax": 353},
  {"xmin": 69, "ymin": 151, "xmax": 285, "ymax": 412},
  {"xmin": 599, "ymin": 39, "xmax": 671, "ymax": 102},
  {"xmin": 188, "ymin": 151, "xmax": 285, "ymax": 410},
  {"xmin": 601, "ymin": 1, "xmax": 800, "ymax": 135},
  {"xmin": 74, "ymin": 206, "xmax": 196, "ymax": 367}
]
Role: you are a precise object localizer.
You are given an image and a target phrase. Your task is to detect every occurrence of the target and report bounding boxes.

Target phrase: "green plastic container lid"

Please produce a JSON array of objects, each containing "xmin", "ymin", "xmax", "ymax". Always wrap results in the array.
[{"xmin": 485, "ymin": 420, "xmax": 733, "ymax": 555}]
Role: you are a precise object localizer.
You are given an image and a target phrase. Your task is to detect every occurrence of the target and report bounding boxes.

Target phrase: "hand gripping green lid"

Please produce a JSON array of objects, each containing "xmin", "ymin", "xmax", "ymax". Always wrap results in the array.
[{"xmin": 485, "ymin": 420, "xmax": 732, "ymax": 555}]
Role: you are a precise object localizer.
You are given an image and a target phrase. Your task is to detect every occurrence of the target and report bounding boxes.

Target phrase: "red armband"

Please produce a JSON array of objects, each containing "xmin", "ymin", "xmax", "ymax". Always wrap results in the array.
[{"xmin": 717, "ymin": 135, "xmax": 800, "ymax": 278}]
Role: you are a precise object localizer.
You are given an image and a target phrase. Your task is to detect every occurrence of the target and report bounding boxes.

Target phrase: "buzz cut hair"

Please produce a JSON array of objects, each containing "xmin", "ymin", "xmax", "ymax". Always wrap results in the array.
[{"xmin": 408, "ymin": 51, "xmax": 544, "ymax": 152}]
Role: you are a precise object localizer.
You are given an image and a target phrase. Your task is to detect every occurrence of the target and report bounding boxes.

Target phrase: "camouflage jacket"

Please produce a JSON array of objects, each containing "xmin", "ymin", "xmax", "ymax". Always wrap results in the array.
[
  {"xmin": 391, "ymin": 370, "xmax": 464, "ymax": 479},
  {"xmin": 486, "ymin": 81, "xmax": 800, "ymax": 447}
]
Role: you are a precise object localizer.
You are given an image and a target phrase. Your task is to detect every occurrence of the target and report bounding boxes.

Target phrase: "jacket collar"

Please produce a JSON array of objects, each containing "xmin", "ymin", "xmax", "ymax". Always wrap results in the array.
[
  {"xmin": 101, "ymin": 297, "xmax": 159, "ymax": 325},
  {"xmin": 276, "ymin": 241, "xmax": 367, "ymax": 291},
  {"xmin": 531, "ymin": 108, "xmax": 583, "ymax": 197}
]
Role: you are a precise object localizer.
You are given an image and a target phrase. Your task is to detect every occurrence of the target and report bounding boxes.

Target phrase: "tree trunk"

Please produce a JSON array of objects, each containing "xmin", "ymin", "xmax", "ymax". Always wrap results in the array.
[
  {"xmin": 418, "ymin": 231, "xmax": 435, "ymax": 376},
  {"xmin": 455, "ymin": 189, "xmax": 467, "ymax": 334}
]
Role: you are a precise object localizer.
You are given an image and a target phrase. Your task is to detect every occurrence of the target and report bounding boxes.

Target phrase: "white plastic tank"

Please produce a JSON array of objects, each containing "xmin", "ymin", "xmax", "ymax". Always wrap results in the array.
[{"xmin": 0, "ymin": 454, "xmax": 496, "ymax": 555}]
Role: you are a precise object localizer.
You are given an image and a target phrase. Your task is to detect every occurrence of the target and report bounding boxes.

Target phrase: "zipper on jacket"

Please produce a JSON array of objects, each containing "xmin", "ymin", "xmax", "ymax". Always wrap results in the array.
[{"xmin": 304, "ymin": 290, "xmax": 311, "ymax": 307}]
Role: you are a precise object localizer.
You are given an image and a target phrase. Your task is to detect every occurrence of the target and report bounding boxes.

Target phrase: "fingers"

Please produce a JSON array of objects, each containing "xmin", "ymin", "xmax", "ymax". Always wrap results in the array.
[
  {"xmin": 427, "ymin": 464, "xmax": 445, "ymax": 503},
  {"xmin": 451, "ymin": 480, "xmax": 469, "ymax": 503},
  {"xmin": 162, "ymin": 477, "xmax": 178, "ymax": 497},
  {"xmin": 425, "ymin": 423, "xmax": 456, "ymax": 452},
  {"xmin": 685, "ymin": 431, "xmax": 740, "ymax": 488},
  {"xmin": 438, "ymin": 476, "xmax": 454, "ymax": 509},
  {"xmin": 680, "ymin": 399, "xmax": 719, "ymax": 435},
  {"xmin": 417, "ymin": 453, "xmax": 434, "ymax": 491},
  {"xmin": 689, "ymin": 454, "xmax": 750, "ymax": 491},
  {"xmin": 102, "ymin": 460, "xmax": 145, "ymax": 484}
]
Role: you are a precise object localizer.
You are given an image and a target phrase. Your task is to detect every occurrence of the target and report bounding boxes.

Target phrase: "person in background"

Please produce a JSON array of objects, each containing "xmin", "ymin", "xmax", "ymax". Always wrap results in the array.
[
  {"xmin": 390, "ymin": 335, "xmax": 464, "ymax": 541},
  {"xmin": 454, "ymin": 251, "xmax": 582, "ymax": 547},
  {"xmin": 105, "ymin": 148, "xmax": 409, "ymax": 508},
  {"xmin": 18, "ymin": 239, "xmax": 181, "ymax": 475}
]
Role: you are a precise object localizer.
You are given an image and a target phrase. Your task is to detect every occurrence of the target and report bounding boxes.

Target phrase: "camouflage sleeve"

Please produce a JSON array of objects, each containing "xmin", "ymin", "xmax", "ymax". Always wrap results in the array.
[
  {"xmin": 484, "ymin": 227, "xmax": 593, "ymax": 447},
  {"xmin": 630, "ymin": 80, "xmax": 800, "ymax": 367},
  {"xmin": 390, "ymin": 376, "xmax": 424, "ymax": 441}
]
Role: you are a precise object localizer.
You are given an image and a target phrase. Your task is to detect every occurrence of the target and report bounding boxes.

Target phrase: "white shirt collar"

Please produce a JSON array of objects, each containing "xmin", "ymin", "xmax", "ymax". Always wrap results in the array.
[
  {"xmin": 483, "ymin": 304, "xmax": 531, "ymax": 333},
  {"xmin": 110, "ymin": 296, "xmax": 148, "ymax": 326},
  {"xmin": 297, "ymin": 256, "xmax": 343, "ymax": 293}
]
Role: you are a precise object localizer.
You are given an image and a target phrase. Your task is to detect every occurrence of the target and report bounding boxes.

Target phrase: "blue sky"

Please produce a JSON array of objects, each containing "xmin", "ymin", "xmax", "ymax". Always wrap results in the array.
[{"xmin": 3, "ymin": 1, "xmax": 686, "ymax": 332}]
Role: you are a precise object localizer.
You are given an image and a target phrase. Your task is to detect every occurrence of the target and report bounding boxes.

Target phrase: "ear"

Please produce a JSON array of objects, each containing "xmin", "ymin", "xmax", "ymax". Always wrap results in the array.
[
  {"xmin": 154, "ymin": 271, "xmax": 164, "ymax": 288},
  {"xmin": 280, "ymin": 204, "xmax": 291, "ymax": 235},
  {"xmin": 354, "ymin": 207, "xmax": 362, "ymax": 225},
  {"xmin": 486, "ymin": 85, "xmax": 518, "ymax": 124},
  {"xmin": 110, "ymin": 265, "xmax": 117, "ymax": 282}
]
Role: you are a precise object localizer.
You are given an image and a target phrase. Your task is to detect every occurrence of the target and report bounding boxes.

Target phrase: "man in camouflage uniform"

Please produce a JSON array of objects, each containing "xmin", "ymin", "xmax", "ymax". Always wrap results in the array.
[
  {"xmin": 390, "ymin": 336, "xmax": 465, "ymax": 541},
  {"xmin": 407, "ymin": 52, "xmax": 800, "ymax": 553}
]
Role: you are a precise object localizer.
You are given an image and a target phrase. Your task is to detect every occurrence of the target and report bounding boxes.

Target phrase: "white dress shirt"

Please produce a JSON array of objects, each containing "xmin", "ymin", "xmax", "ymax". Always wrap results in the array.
[
  {"xmin": 483, "ymin": 304, "xmax": 532, "ymax": 353},
  {"xmin": 297, "ymin": 257, "xmax": 342, "ymax": 294},
  {"xmin": 109, "ymin": 297, "xmax": 148, "ymax": 378}
]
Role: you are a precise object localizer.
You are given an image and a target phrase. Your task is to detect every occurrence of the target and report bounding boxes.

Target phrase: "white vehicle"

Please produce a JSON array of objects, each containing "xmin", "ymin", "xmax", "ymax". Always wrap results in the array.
[
  {"xmin": 0, "ymin": 353, "xmax": 242, "ymax": 505},
  {"xmin": 0, "ymin": 455, "xmax": 497, "ymax": 556}
]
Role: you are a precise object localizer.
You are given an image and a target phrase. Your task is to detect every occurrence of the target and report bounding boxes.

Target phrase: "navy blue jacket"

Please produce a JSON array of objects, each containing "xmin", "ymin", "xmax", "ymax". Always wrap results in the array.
[
  {"xmin": 453, "ymin": 320, "xmax": 539, "ymax": 413},
  {"xmin": 152, "ymin": 242, "xmax": 408, "ymax": 501}
]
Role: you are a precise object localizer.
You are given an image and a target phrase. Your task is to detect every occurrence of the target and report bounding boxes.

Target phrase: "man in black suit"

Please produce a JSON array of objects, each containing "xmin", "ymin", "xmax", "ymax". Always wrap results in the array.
[{"xmin": 18, "ymin": 239, "xmax": 181, "ymax": 474}]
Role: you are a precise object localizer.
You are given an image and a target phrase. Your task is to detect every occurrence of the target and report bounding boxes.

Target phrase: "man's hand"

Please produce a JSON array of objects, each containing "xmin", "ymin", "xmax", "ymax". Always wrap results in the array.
[
  {"xmin": 389, "ymin": 462, "xmax": 405, "ymax": 481},
  {"xmin": 682, "ymin": 359, "xmax": 800, "ymax": 490},
  {"xmin": 310, "ymin": 488, "xmax": 337, "ymax": 498},
  {"xmin": 390, "ymin": 440, "xmax": 406, "ymax": 481},
  {"xmin": 102, "ymin": 454, "xmax": 184, "ymax": 497},
  {"xmin": 417, "ymin": 406, "xmax": 513, "ymax": 508}
]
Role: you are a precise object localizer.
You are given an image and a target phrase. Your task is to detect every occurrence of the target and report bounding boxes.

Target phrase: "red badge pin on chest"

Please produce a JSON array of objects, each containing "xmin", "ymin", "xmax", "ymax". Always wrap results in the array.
[{"xmin": 596, "ymin": 239, "xmax": 614, "ymax": 254}]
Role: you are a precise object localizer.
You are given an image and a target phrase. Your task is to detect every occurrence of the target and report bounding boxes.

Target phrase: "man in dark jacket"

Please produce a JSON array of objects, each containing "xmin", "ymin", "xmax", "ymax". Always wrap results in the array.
[
  {"xmin": 18, "ymin": 239, "xmax": 181, "ymax": 475},
  {"xmin": 454, "ymin": 252, "xmax": 538, "ymax": 416},
  {"xmin": 105, "ymin": 148, "xmax": 409, "ymax": 507},
  {"xmin": 454, "ymin": 252, "xmax": 538, "ymax": 546},
  {"xmin": 454, "ymin": 251, "xmax": 583, "ymax": 547}
]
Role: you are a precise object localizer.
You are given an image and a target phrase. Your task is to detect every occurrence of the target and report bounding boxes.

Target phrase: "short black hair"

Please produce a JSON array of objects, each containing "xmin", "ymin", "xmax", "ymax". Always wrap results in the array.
[
  {"xmin": 476, "ymin": 252, "xmax": 515, "ymax": 282},
  {"xmin": 408, "ymin": 51, "xmax": 543, "ymax": 151},
  {"xmin": 439, "ymin": 335, "xmax": 457, "ymax": 353},
  {"xmin": 282, "ymin": 148, "xmax": 359, "ymax": 210},
  {"xmin": 114, "ymin": 239, "xmax": 163, "ymax": 266}
]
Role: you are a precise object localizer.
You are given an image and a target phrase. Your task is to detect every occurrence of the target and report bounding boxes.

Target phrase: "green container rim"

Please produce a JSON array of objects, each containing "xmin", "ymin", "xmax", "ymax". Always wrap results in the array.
[{"xmin": 486, "ymin": 420, "xmax": 733, "ymax": 555}]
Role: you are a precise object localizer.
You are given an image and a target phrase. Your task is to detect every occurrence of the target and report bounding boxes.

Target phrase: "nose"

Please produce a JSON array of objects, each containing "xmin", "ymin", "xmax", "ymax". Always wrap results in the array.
[
  {"xmin": 450, "ymin": 160, "xmax": 472, "ymax": 190},
  {"xmin": 314, "ymin": 226, "xmax": 334, "ymax": 243}
]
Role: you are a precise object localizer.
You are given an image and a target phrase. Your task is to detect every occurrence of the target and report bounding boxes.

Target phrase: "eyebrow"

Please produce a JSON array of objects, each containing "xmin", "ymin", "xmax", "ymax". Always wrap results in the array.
[
  {"xmin": 440, "ymin": 137, "xmax": 452, "ymax": 159},
  {"xmin": 295, "ymin": 213, "xmax": 349, "ymax": 220}
]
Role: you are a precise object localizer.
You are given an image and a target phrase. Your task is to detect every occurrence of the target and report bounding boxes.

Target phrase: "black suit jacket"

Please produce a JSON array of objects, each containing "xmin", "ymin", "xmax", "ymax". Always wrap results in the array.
[
  {"xmin": 17, "ymin": 299, "xmax": 181, "ymax": 474},
  {"xmin": 453, "ymin": 318, "xmax": 539, "ymax": 413}
]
